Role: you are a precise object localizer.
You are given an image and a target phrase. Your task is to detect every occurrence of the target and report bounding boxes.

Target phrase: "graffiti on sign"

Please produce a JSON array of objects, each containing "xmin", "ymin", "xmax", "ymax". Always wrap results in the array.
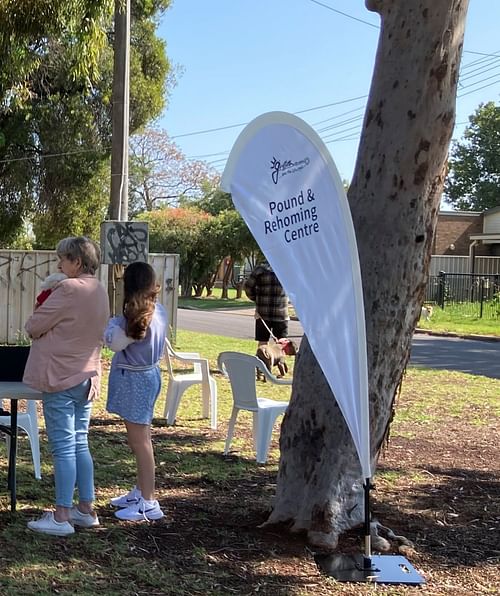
[{"xmin": 100, "ymin": 221, "xmax": 149, "ymax": 264}]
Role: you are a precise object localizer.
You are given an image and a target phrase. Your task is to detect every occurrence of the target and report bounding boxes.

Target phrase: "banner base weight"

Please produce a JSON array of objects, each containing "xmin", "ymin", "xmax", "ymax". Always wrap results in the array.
[{"xmin": 315, "ymin": 553, "xmax": 426, "ymax": 585}]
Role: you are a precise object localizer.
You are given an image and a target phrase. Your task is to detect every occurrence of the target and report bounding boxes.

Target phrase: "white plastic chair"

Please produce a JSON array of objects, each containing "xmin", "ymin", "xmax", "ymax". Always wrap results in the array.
[
  {"xmin": 217, "ymin": 351, "xmax": 291, "ymax": 464},
  {"xmin": 163, "ymin": 338, "xmax": 218, "ymax": 429},
  {"xmin": 0, "ymin": 400, "xmax": 41, "ymax": 480}
]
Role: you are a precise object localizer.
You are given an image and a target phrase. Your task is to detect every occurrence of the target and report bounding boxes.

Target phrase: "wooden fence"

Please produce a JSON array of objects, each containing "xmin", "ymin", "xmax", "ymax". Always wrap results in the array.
[{"xmin": 0, "ymin": 250, "xmax": 179, "ymax": 344}]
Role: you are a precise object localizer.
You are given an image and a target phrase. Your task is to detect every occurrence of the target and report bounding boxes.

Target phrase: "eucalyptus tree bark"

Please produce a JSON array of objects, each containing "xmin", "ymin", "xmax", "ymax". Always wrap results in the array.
[{"xmin": 267, "ymin": 0, "xmax": 469, "ymax": 548}]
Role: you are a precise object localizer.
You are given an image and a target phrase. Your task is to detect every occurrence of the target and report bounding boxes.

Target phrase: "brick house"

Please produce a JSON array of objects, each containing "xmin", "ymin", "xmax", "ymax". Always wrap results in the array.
[{"xmin": 434, "ymin": 209, "xmax": 500, "ymax": 257}]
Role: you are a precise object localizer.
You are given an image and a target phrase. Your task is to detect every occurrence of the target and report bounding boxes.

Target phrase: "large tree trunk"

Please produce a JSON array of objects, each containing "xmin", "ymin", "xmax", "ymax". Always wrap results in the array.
[{"xmin": 267, "ymin": 0, "xmax": 469, "ymax": 549}]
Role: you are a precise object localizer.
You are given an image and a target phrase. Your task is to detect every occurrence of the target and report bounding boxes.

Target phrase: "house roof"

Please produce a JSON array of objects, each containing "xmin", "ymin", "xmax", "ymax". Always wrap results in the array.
[
  {"xmin": 484, "ymin": 206, "xmax": 500, "ymax": 217},
  {"xmin": 438, "ymin": 210, "xmax": 482, "ymax": 217}
]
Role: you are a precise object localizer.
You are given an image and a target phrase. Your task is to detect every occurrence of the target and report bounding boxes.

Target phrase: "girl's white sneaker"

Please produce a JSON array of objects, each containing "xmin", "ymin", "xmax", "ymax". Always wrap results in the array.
[
  {"xmin": 110, "ymin": 486, "xmax": 142, "ymax": 508},
  {"xmin": 114, "ymin": 497, "xmax": 164, "ymax": 521}
]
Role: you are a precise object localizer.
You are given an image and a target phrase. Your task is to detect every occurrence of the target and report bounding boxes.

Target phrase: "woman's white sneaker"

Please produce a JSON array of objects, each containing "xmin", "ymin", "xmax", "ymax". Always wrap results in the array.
[
  {"xmin": 110, "ymin": 486, "xmax": 142, "ymax": 508},
  {"xmin": 27, "ymin": 511, "xmax": 75, "ymax": 536},
  {"xmin": 114, "ymin": 497, "xmax": 164, "ymax": 521},
  {"xmin": 70, "ymin": 507, "xmax": 100, "ymax": 528}
]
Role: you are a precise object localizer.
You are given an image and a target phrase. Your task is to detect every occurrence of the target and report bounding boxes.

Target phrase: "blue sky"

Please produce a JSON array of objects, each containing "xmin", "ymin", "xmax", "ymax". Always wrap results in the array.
[{"xmin": 157, "ymin": 1, "xmax": 500, "ymax": 182}]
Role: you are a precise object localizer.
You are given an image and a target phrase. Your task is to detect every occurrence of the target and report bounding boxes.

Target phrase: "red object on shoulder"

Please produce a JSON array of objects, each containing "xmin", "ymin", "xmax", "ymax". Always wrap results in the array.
[{"xmin": 36, "ymin": 289, "xmax": 52, "ymax": 307}]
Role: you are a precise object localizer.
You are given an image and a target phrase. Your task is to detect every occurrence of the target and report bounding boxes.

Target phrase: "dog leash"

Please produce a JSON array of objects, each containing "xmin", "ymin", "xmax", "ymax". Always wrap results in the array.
[{"xmin": 256, "ymin": 312, "xmax": 279, "ymax": 343}]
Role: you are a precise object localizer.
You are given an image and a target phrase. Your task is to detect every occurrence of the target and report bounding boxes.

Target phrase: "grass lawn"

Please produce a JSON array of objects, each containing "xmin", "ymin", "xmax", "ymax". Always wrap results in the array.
[
  {"xmin": 178, "ymin": 288, "xmax": 252, "ymax": 311},
  {"xmin": 0, "ymin": 330, "xmax": 498, "ymax": 595},
  {"xmin": 178, "ymin": 288, "xmax": 298, "ymax": 319},
  {"xmin": 418, "ymin": 304, "xmax": 500, "ymax": 337}
]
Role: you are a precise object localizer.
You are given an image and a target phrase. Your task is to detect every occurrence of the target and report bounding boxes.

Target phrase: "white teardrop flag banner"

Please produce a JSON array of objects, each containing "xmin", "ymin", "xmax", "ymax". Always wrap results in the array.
[{"xmin": 221, "ymin": 112, "xmax": 371, "ymax": 479}]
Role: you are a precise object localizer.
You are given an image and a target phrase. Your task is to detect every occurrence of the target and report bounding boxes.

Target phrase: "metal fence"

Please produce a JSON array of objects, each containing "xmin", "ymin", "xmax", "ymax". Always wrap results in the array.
[
  {"xmin": 429, "ymin": 255, "xmax": 500, "ymax": 276},
  {"xmin": 425, "ymin": 272, "xmax": 500, "ymax": 318}
]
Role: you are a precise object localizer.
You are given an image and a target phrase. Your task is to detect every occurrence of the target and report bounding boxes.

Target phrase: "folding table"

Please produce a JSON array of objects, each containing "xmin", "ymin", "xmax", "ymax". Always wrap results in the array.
[{"xmin": 0, "ymin": 382, "xmax": 42, "ymax": 511}]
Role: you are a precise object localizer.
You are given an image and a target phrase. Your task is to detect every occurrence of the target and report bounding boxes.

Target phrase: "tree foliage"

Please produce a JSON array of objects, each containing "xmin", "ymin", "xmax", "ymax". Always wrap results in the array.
[
  {"xmin": 129, "ymin": 128, "xmax": 219, "ymax": 216},
  {"xmin": 0, "ymin": 0, "xmax": 172, "ymax": 247},
  {"xmin": 191, "ymin": 187, "xmax": 234, "ymax": 216},
  {"xmin": 0, "ymin": 0, "xmax": 112, "ymax": 245},
  {"xmin": 0, "ymin": 0, "xmax": 112, "ymax": 107},
  {"xmin": 190, "ymin": 188, "xmax": 261, "ymax": 295},
  {"xmin": 139, "ymin": 189, "xmax": 260, "ymax": 297},
  {"xmin": 138, "ymin": 206, "xmax": 220, "ymax": 296},
  {"xmin": 444, "ymin": 101, "xmax": 500, "ymax": 211}
]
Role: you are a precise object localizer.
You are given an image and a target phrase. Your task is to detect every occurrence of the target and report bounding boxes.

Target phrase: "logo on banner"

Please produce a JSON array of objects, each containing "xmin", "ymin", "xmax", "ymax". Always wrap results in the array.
[{"xmin": 270, "ymin": 156, "xmax": 310, "ymax": 184}]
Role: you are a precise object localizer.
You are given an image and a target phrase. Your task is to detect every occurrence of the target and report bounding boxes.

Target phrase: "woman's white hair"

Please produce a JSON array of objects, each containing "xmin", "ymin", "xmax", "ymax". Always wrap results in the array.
[{"xmin": 56, "ymin": 236, "xmax": 101, "ymax": 275}]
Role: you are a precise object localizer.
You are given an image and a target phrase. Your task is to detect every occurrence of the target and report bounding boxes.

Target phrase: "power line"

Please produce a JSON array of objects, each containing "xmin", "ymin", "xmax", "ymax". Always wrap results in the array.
[
  {"xmin": 1, "ymin": 21, "xmax": 497, "ymax": 171},
  {"xmin": 194, "ymin": 78, "xmax": 499, "ymax": 165},
  {"xmin": 459, "ymin": 62, "xmax": 500, "ymax": 84},
  {"xmin": 189, "ymin": 150, "xmax": 230, "ymax": 159},
  {"xmin": 0, "ymin": 148, "xmax": 103, "ymax": 165},
  {"xmin": 170, "ymin": 120, "xmax": 248, "ymax": 140},
  {"xmin": 206, "ymin": 157, "xmax": 228, "ymax": 166},
  {"xmin": 307, "ymin": 0, "xmax": 379, "ymax": 29},
  {"xmin": 142, "ymin": 19, "xmax": 500, "ymax": 169},
  {"xmin": 207, "ymin": 77, "xmax": 499, "ymax": 161},
  {"xmin": 312, "ymin": 104, "xmax": 365, "ymax": 127},
  {"xmin": 321, "ymin": 124, "xmax": 362, "ymax": 142},
  {"xmin": 307, "ymin": 0, "xmax": 500, "ymax": 66},
  {"xmin": 171, "ymin": 94, "xmax": 369, "ymax": 140},
  {"xmin": 458, "ymin": 77, "xmax": 500, "ymax": 97},
  {"xmin": 3, "ymin": 66, "xmax": 497, "ymax": 168},
  {"xmin": 463, "ymin": 49, "xmax": 500, "ymax": 58},
  {"xmin": 306, "ymin": 0, "xmax": 500, "ymax": 71},
  {"xmin": 183, "ymin": 64, "xmax": 500, "ymax": 160},
  {"xmin": 317, "ymin": 114, "xmax": 363, "ymax": 134},
  {"xmin": 459, "ymin": 71, "xmax": 500, "ymax": 91},
  {"xmin": 460, "ymin": 52, "xmax": 500, "ymax": 72},
  {"xmin": 325, "ymin": 133, "xmax": 361, "ymax": 144},
  {"xmin": 294, "ymin": 95, "xmax": 368, "ymax": 115}
]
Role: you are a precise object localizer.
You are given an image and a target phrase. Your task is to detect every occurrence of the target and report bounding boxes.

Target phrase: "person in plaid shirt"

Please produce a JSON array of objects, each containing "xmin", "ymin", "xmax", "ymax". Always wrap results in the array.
[{"xmin": 244, "ymin": 262, "xmax": 289, "ymax": 346}]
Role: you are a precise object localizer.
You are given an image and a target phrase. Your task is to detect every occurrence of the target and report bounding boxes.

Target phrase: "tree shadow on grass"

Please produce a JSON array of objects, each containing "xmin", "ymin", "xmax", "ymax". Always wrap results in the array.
[
  {"xmin": 1, "ymin": 421, "xmax": 320, "ymax": 595},
  {"xmin": 3, "ymin": 417, "xmax": 498, "ymax": 594},
  {"xmin": 373, "ymin": 463, "xmax": 499, "ymax": 566}
]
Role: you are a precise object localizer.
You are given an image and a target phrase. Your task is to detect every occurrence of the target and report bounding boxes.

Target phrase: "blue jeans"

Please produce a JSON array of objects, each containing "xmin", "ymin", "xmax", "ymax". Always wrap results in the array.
[{"xmin": 42, "ymin": 380, "xmax": 94, "ymax": 508}]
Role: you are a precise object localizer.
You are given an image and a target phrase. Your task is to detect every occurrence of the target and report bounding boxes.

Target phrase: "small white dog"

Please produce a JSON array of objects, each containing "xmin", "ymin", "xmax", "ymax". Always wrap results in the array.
[
  {"xmin": 36, "ymin": 272, "xmax": 67, "ymax": 308},
  {"xmin": 420, "ymin": 304, "xmax": 433, "ymax": 322}
]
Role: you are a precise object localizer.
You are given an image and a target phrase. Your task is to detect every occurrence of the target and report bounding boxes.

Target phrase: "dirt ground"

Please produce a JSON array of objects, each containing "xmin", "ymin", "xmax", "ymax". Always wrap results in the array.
[
  {"xmin": 6, "ymin": 363, "xmax": 496, "ymax": 595},
  {"xmin": 107, "ymin": 401, "xmax": 499, "ymax": 596}
]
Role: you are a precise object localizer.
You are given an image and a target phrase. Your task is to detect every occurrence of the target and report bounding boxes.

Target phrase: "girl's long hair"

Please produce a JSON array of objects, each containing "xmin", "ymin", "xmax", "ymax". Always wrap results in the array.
[{"xmin": 123, "ymin": 262, "xmax": 160, "ymax": 340}]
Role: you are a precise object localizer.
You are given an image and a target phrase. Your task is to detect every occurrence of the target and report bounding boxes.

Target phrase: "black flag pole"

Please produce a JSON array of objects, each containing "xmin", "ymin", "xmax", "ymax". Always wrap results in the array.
[
  {"xmin": 363, "ymin": 477, "xmax": 372, "ymax": 565},
  {"xmin": 314, "ymin": 477, "xmax": 426, "ymax": 585}
]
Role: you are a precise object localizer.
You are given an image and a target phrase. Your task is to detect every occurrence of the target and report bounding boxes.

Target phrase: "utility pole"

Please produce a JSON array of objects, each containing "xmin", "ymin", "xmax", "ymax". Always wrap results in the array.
[
  {"xmin": 107, "ymin": 0, "xmax": 130, "ymax": 313},
  {"xmin": 109, "ymin": 0, "xmax": 130, "ymax": 221}
]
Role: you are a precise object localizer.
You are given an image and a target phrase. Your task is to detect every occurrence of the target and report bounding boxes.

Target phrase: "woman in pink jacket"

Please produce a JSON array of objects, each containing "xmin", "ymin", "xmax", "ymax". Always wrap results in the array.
[{"xmin": 23, "ymin": 236, "xmax": 110, "ymax": 536}]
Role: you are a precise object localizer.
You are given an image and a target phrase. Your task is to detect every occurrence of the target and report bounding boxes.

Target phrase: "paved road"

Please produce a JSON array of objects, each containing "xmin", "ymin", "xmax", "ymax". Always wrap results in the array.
[
  {"xmin": 410, "ymin": 334, "xmax": 500, "ymax": 379},
  {"xmin": 177, "ymin": 308, "xmax": 500, "ymax": 380},
  {"xmin": 177, "ymin": 308, "xmax": 305, "ymax": 342}
]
